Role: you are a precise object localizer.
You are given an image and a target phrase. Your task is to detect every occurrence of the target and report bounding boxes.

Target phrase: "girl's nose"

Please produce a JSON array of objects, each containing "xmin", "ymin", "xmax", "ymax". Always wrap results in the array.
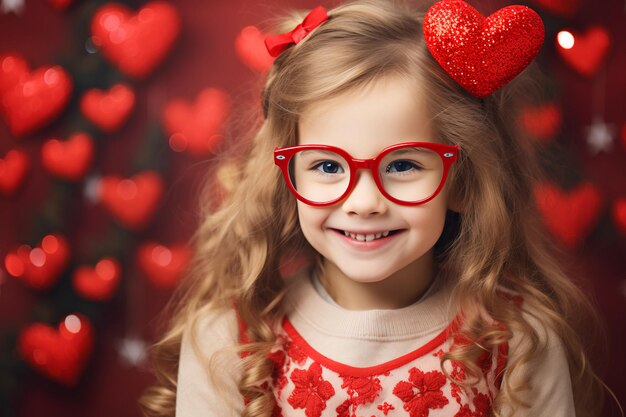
[{"xmin": 341, "ymin": 171, "xmax": 388, "ymax": 216}]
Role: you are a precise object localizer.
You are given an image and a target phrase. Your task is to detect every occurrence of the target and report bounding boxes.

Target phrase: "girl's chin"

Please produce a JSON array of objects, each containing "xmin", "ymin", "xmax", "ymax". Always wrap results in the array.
[{"xmin": 332, "ymin": 266, "xmax": 395, "ymax": 284}]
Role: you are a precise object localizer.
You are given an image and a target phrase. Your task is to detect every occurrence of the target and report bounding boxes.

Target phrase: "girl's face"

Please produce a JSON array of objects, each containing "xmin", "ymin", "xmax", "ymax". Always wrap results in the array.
[{"xmin": 296, "ymin": 76, "xmax": 451, "ymax": 286}]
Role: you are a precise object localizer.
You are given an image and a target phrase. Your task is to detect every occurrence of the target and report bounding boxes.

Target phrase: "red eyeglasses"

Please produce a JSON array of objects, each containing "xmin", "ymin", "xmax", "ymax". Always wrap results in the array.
[{"xmin": 274, "ymin": 141, "xmax": 459, "ymax": 206}]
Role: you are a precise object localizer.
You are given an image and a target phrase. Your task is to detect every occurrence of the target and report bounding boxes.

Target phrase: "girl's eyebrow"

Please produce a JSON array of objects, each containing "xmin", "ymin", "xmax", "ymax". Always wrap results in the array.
[
  {"xmin": 300, "ymin": 150, "xmax": 340, "ymax": 157},
  {"xmin": 385, "ymin": 146, "xmax": 439, "ymax": 157},
  {"xmin": 392, "ymin": 147, "xmax": 427, "ymax": 154}
]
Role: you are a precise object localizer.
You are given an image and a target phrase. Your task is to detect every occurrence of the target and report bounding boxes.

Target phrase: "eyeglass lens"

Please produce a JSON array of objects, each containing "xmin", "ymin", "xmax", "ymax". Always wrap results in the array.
[{"xmin": 287, "ymin": 147, "xmax": 444, "ymax": 204}]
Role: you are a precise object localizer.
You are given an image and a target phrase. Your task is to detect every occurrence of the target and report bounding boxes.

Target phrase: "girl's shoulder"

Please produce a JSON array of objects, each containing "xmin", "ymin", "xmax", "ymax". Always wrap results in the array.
[
  {"xmin": 177, "ymin": 307, "xmax": 244, "ymax": 417},
  {"xmin": 180, "ymin": 306, "xmax": 241, "ymax": 373}
]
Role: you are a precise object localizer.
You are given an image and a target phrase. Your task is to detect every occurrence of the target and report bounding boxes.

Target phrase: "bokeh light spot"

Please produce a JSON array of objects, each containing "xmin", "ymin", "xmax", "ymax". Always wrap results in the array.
[
  {"xmin": 117, "ymin": 179, "xmax": 138, "ymax": 200},
  {"xmin": 29, "ymin": 248, "xmax": 46, "ymax": 267},
  {"xmin": 42, "ymin": 235, "xmax": 59, "ymax": 253},
  {"xmin": 557, "ymin": 31, "xmax": 575, "ymax": 49},
  {"xmin": 96, "ymin": 259, "xmax": 116, "ymax": 280},
  {"xmin": 5, "ymin": 254, "xmax": 25, "ymax": 277},
  {"xmin": 152, "ymin": 246, "xmax": 172, "ymax": 267},
  {"xmin": 169, "ymin": 133, "xmax": 188, "ymax": 152},
  {"xmin": 64, "ymin": 315, "xmax": 82, "ymax": 334}
]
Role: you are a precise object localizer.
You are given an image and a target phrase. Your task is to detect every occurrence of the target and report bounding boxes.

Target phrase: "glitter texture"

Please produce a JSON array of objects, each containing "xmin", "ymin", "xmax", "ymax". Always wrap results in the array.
[{"xmin": 423, "ymin": 0, "xmax": 544, "ymax": 98}]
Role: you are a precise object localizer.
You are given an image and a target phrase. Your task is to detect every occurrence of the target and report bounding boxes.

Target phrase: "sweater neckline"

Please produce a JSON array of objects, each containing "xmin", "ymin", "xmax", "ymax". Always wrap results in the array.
[
  {"xmin": 285, "ymin": 269, "xmax": 458, "ymax": 341},
  {"xmin": 281, "ymin": 316, "xmax": 459, "ymax": 377}
]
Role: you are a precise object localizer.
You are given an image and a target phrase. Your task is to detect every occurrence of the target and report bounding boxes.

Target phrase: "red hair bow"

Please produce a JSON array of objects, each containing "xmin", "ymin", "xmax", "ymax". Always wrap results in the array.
[{"xmin": 265, "ymin": 6, "xmax": 328, "ymax": 57}]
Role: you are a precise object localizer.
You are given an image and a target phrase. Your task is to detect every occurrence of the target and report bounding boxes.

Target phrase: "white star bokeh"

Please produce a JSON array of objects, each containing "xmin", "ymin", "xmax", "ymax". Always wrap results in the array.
[
  {"xmin": 117, "ymin": 337, "xmax": 148, "ymax": 367},
  {"xmin": 586, "ymin": 119, "xmax": 615, "ymax": 155},
  {"xmin": 1, "ymin": 0, "xmax": 25, "ymax": 14},
  {"xmin": 83, "ymin": 175, "xmax": 101, "ymax": 204}
]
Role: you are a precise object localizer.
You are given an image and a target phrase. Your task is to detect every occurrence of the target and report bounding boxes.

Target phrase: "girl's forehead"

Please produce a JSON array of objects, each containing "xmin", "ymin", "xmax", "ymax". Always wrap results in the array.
[{"xmin": 297, "ymin": 76, "xmax": 435, "ymax": 156}]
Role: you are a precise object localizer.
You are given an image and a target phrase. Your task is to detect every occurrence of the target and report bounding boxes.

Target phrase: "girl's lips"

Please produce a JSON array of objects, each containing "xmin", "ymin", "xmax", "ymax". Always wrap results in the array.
[{"xmin": 331, "ymin": 228, "xmax": 404, "ymax": 251}]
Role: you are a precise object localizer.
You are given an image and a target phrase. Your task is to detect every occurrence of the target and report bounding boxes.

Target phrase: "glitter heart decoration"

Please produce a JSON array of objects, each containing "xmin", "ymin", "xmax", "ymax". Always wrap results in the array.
[{"xmin": 423, "ymin": 0, "xmax": 545, "ymax": 98}]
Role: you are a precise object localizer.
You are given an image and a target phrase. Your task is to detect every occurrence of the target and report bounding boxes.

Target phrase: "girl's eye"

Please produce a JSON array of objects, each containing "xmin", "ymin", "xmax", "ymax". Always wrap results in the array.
[
  {"xmin": 313, "ymin": 161, "xmax": 344, "ymax": 174},
  {"xmin": 386, "ymin": 160, "xmax": 421, "ymax": 173}
]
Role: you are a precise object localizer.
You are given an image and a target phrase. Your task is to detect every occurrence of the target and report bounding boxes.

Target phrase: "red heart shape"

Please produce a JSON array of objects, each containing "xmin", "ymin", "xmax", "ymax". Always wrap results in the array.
[
  {"xmin": 620, "ymin": 123, "xmax": 626, "ymax": 149},
  {"xmin": 612, "ymin": 199, "xmax": 626, "ymax": 236},
  {"xmin": 518, "ymin": 102, "xmax": 562, "ymax": 142},
  {"xmin": 0, "ymin": 148, "xmax": 29, "ymax": 197},
  {"xmin": 18, "ymin": 314, "xmax": 94, "ymax": 386},
  {"xmin": 235, "ymin": 26, "xmax": 275, "ymax": 73},
  {"xmin": 72, "ymin": 257, "xmax": 121, "ymax": 301},
  {"xmin": 98, "ymin": 171, "xmax": 163, "ymax": 229},
  {"xmin": 90, "ymin": 1, "xmax": 180, "ymax": 79},
  {"xmin": 0, "ymin": 53, "xmax": 29, "ymax": 94},
  {"xmin": 534, "ymin": 182, "xmax": 603, "ymax": 249},
  {"xmin": 41, "ymin": 132, "xmax": 94, "ymax": 181},
  {"xmin": 137, "ymin": 242, "xmax": 192, "ymax": 289},
  {"xmin": 80, "ymin": 84, "xmax": 135, "ymax": 132},
  {"xmin": 528, "ymin": 0, "xmax": 581, "ymax": 18},
  {"xmin": 48, "ymin": 0, "xmax": 76, "ymax": 10},
  {"xmin": 163, "ymin": 87, "xmax": 230, "ymax": 157},
  {"xmin": 0, "ymin": 63, "xmax": 73, "ymax": 137},
  {"xmin": 423, "ymin": 1, "xmax": 544, "ymax": 97},
  {"xmin": 4, "ymin": 234, "xmax": 70, "ymax": 290},
  {"xmin": 557, "ymin": 26, "xmax": 611, "ymax": 77}
]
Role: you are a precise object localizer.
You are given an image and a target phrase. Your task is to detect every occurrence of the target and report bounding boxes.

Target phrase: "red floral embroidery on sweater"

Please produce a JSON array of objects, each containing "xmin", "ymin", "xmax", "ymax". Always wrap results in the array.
[
  {"xmin": 285, "ymin": 339, "xmax": 308, "ymax": 365},
  {"xmin": 336, "ymin": 399, "xmax": 352, "ymax": 417},
  {"xmin": 287, "ymin": 362, "xmax": 335, "ymax": 417},
  {"xmin": 472, "ymin": 389, "xmax": 491, "ymax": 416},
  {"xmin": 378, "ymin": 402, "xmax": 396, "ymax": 415},
  {"xmin": 272, "ymin": 401, "xmax": 284, "ymax": 417},
  {"xmin": 340, "ymin": 375, "xmax": 382, "ymax": 405},
  {"xmin": 392, "ymin": 368, "xmax": 449, "ymax": 417},
  {"xmin": 452, "ymin": 390, "xmax": 492, "ymax": 417},
  {"xmin": 269, "ymin": 349, "xmax": 289, "ymax": 397}
]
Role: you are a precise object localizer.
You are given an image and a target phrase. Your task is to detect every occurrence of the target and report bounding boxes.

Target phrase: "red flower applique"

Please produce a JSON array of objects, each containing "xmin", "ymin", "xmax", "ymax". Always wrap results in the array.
[
  {"xmin": 453, "ymin": 389, "xmax": 492, "ymax": 417},
  {"xmin": 269, "ymin": 349, "xmax": 288, "ymax": 395},
  {"xmin": 285, "ymin": 339, "xmax": 308, "ymax": 365},
  {"xmin": 454, "ymin": 404, "xmax": 474, "ymax": 417},
  {"xmin": 287, "ymin": 362, "xmax": 335, "ymax": 417},
  {"xmin": 272, "ymin": 401, "xmax": 284, "ymax": 417},
  {"xmin": 393, "ymin": 368, "xmax": 449, "ymax": 417},
  {"xmin": 336, "ymin": 399, "xmax": 351, "ymax": 417},
  {"xmin": 340, "ymin": 375, "xmax": 382, "ymax": 405},
  {"xmin": 269, "ymin": 349, "xmax": 286, "ymax": 369},
  {"xmin": 472, "ymin": 390, "xmax": 492, "ymax": 416},
  {"xmin": 378, "ymin": 402, "xmax": 396, "ymax": 415}
]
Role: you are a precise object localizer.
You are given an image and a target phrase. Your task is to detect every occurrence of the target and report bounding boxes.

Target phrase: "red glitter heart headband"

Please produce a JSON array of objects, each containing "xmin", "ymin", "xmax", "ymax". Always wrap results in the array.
[
  {"xmin": 265, "ymin": 5, "xmax": 329, "ymax": 57},
  {"xmin": 423, "ymin": 0, "xmax": 545, "ymax": 98}
]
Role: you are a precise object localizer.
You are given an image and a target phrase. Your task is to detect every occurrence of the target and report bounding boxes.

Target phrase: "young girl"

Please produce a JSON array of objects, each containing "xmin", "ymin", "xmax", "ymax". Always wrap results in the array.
[{"xmin": 140, "ymin": 0, "xmax": 606, "ymax": 416}]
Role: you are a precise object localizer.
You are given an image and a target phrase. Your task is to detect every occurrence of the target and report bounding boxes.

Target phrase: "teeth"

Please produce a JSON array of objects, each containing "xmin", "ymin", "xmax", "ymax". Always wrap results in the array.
[{"xmin": 342, "ymin": 230, "xmax": 393, "ymax": 241}]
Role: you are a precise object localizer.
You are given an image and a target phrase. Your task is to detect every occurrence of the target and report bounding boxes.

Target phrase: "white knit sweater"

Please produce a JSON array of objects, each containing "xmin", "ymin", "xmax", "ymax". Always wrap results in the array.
[{"xmin": 176, "ymin": 270, "xmax": 575, "ymax": 416}]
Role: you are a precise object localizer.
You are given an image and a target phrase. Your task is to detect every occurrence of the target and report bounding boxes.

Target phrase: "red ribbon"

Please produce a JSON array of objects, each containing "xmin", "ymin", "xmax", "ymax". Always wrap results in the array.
[{"xmin": 264, "ymin": 6, "xmax": 329, "ymax": 57}]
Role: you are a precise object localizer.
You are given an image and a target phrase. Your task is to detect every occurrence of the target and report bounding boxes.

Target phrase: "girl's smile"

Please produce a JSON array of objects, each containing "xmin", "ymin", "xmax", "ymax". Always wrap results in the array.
[{"xmin": 330, "ymin": 228, "xmax": 405, "ymax": 251}]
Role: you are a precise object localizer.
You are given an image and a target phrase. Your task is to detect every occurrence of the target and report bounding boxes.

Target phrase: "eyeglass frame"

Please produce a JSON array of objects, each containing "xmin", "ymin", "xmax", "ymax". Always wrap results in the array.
[{"xmin": 274, "ymin": 141, "xmax": 459, "ymax": 207}]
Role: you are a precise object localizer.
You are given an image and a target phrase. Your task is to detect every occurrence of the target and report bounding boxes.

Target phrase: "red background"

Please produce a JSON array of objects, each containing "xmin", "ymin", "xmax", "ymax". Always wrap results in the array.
[{"xmin": 1, "ymin": 0, "xmax": 625, "ymax": 416}]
